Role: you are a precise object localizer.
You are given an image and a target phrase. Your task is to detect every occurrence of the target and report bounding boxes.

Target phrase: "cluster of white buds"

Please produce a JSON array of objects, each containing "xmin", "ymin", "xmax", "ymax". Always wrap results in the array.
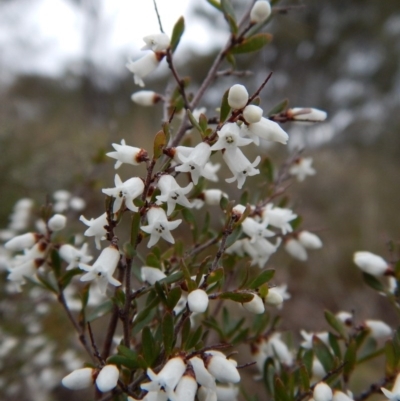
[
  {"xmin": 284, "ymin": 230, "xmax": 323, "ymax": 261},
  {"xmin": 126, "ymin": 33, "xmax": 170, "ymax": 87},
  {"xmin": 52, "ymin": 189, "xmax": 86, "ymax": 213},
  {"xmin": 61, "ymin": 364, "xmax": 120, "ymax": 393},
  {"xmin": 139, "ymin": 353, "xmax": 240, "ymax": 401}
]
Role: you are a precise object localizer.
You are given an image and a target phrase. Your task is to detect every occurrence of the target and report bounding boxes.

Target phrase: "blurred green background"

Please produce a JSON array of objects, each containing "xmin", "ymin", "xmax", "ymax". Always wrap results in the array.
[{"xmin": 1, "ymin": 0, "xmax": 400, "ymax": 400}]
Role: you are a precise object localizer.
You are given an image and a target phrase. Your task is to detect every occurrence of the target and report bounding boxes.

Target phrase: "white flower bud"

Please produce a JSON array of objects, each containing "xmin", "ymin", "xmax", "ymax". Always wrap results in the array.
[
  {"xmin": 232, "ymin": 204, "xmax": 246, "ymax": 219},
  {"xmin": 141, "ymin": 266, "xmax": 167, "ymax": 285},
  {"xmin": 242, "ymin": 294, "xmax": 265, "ymax": 314},
  {"xmin": 205, "ymin": 354, "xmax": 240, "ymax": 384},
  {"xmin": 61, "ymin": 367, "xmax": 94, "ymax": 390},
  {"xmin": 48, "ymin": 214, "xmax": 67, "ymax": 231},
  {"xmin": 174, "ymin": 374, "xmax": 198, "ymax": 401},
  {"xmin": 365, "ymin": 319, "xmax": 392, "ymax": 339},
  {"xmin": 333, "ymin": 390, "xmax": 354, "ymax": 401},
  {"xmin": 284, "ymin": 238, "xmax": 307, "ymax": 261},
  {"xmin": 228, "ymin": 84, "xmax": 249, "ymax": 110},
  {"xmin": 313, "ymin": 382, "xmax": 333, "ymax": 401},
  {"xmin": 54, "ymin": 190, "xmax": 71, "ymax": 202},
  {"xmin": 312, "ymin": 358, "xmax": 326, "ymax": 379},
  {"xmin": 288, "ymin": 107, "xmax": 327, "ymax": 122},
  {"xmin": 265, "ymin": 288, "xmax": 284, "ymax": 306},
  {"xmin": 14, "ymin": 198, "xmax": 34, "ymax": 210},
  {"xmin": 353, "ymin": 251, "xmax": 389, "ymax": 276},
  {"xmin": 188, "ymin": 289, "xmax": 209, "ymax": 313},
  {"xmin": 5, "ymin": 232, "xmax": 41, "ymax": 251},
  {"xmin": 243, "ymin": 105, "xmax": 263, "ymax": 123},
  {"xmin": 131, "ymin": 90, "xmax": 161, "ymax": 106},
  {"xmin": 126, "ymin": 52, "xmax": 161, "ymax": 87},
  {"xmin": 298, "ymin": 231, "xmax": 323, "ymax": 249},
  {"xmin": 203, "ymin": 189, "xmax": 228, "ymax": 206},
  {"xmin": 70, "ymin": 197, "xmax": 86, "ymax": 211},
  {"xmin": 250, "ymin": 1, "xmax": 272, "ymax": 24},
  {"xmin": 96, "ymin": 364, "xmax": 119, "ymax": 392},
  {"xmin": 336, "ymin": 311, "xmax": 353, "ymax": 325},
  {"xmin": 189, "ymin": 356, "xmax": 216, "ymax": 390},
  {"xmin": 142, "ymin": 33, "xmax": 170, "ymax": 52}
]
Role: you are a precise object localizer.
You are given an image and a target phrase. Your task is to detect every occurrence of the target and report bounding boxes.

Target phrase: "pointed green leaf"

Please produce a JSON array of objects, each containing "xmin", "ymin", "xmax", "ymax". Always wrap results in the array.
[
  {"xmin": 328, "ymin": 332, "xmax": 342, "ymax": 359},
  {"xmin": 170, "ymin": 16, "xmax": 185, "ymax": 53},
  {"xmin": 146, "ymin": 253, "xmax": 161, "ymax": 268},
  {"xmin": 51, "ymin": 248, "xmax": 62, "ymax": 278},
  {"xmin": 163, "ymin": 312, "xmax": 174, "ymax": 357},
  {"xmin": 221, "ymin": 0, "xmax": 236, "ymax": 25},
  {"xmin": 219, "ymin": 89, "xmax": 231, "ymax": 123},
  {"xmin": 60, "ymin": 268, "xmax": 82, "ymax": 288},
  {"xmin": 225, "ymin": 226, "xmax": 243, "ymax": 248},
  {"xmin": 180, "ymin": 318, "xmax": 191, "ymax": 348},
  {"xmin": 249, "ymin": 270, "xmax": 275, "ymax": 289},
  {"xmin": 130, "ymin": 212, "xmax": 141, "ymax": 247},
  {"xmin": 343, "ymin": 339, "xmax": 357, "ymax": 382},
  {"xmin": 187, "ymin": 109, "xmax": 203, "ymax": 135},
  {"xmin": 230, "ymin": 33, "xmax": 273, "ymax": 54},
  {"xmin": 158, "ymin": 271, "xmax": 184, "ymax": 285},
  {"xmin": 299, "ymin": 365, "xmax": 310, "ymax": 392},
  {"xmin": 106, "ymin": 354, "xmax": 140, "ymax": 370},
  {"xmin": 324, "ymin": 310, "xmax": 348, "ymax": 339},
  {"xmin": 199, "ymin": 113, "xmax": 208, "ymax": 133},
  {"xmin": 313, "ymin": 336, "xmax": 334, "ymax": 373},
  {"xmin": 302, "ymin": 349, "xmax": 314, "ymax": 376},
  {"xmin": 363, "ymin": 273, "xmax": 385, "ymax": 292},
  {"xmin": 267, "ymin": 98, "xmax": 288, "ymax": 116},
  {"xmin": 206, "ymin": 0, "xmax": 222, "ymax": 11},
  {"xmin": 186, "ymin": 325, "xmax": 203, "ymax": 350},
  {"xmin": 166, "ymin": 287, "xmax": 182, "ymax": 311},
  {"xmin": 219, "ymin": 291, "xmax": 254, "ymax": 303},
  {"xmin": 36, "ymin": 273, "xmax": 58, "ymax": 294},
  {"xmin": 142, "ymin": 327, "xmax": 158, "ymax": 367}
]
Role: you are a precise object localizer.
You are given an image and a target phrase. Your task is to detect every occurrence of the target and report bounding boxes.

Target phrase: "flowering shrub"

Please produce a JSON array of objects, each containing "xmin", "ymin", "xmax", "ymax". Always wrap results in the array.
[{"xmin": 1, "ymin": 1, "xmax": 399, "ymax": 401}]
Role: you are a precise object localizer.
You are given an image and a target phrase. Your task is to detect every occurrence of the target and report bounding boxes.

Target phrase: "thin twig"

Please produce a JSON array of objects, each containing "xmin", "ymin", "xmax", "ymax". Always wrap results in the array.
[
  {"xmin": 88, "ymin": 322, "xmax": 104, "ymax": 363},
  {"xmin": 185, "ymin": 235, "xmax": 220, "ymax": 258},
  {"xmin": 122, "ymin": 256, "xmax": 133, "ymax": 348},
  {"xmin": 355, "ymin": 376, "xmax": 395, "ymax": 401},
  {"xmin": 248, "ymin": 71, "xmax": 273, "ymax": 103},
  {"xmin": 152, "ymin": 0, "xmax": 164, "ymax": 33}
]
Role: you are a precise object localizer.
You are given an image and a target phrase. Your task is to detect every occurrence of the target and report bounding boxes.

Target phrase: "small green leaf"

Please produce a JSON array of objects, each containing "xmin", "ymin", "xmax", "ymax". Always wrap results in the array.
[
  {"xmin": 219, "ymin": 194, "xmax": 229, "ymax": 210},
  {"xmin": 180, "ymin": 318, "xmax": 191, "ymax": 348},
  {"xmin": 199, "ymin": 113, "xmax": 208, "ymax": 133},
  {"xmin": 328, "ymin": 332, "xmax": 342, "ymax": 359},
  {"xmin": 299, "ymin": 365, "xmax": 310, "ymax": 392},
  {"xmin": 219, "ymin": 89, "xmax": 231, "ymax": 123},
  {"xmin": 158, "ymin": 271, "xmax": 184, "ymax": 285},
  {"xmin": 187, "ymin": 109, "xmax": 203, "ymax": 135},
  {"xmin": 219, "ymin": 291, "xmax": 254, "ymax": 303},
  {"xmin": 163, "ymin": 312, "xmax": 175, "ymax": 357},
  {"xmin": 290, "ymin": 215, "xmax": 302, "ymax": 231},
  {"xmin": 343, "ymin": 339, "xmax": 357, "ymax": 382},
  {"xmin": 267, "ymin": 98, "xmax": 288, "ymax": 116},
  {"xmin": 313, "ymin": 336, "xmax": 334, "ymax": 373},
  {"xmin": 363, "ymin": 273, "xmax": 385, "ymax": 292},
  {"xmin": 260, "ymin": 157, "xmax": 274, "ymax": 183},
  {"xmin": 51, "ymin": 248, "xmax": 62, "ymax": 278},
  {"xmin": 162, "ymin": 122, "xmax": 171, "ymax": 144},
  {"xmin": 181, "ymin": 208, "xmax": 198, "ymax": 241},
  {"xmin": 248, "ymin": 269, "xmax": 275, "ymax": 289},
  {"xmin": 154, "ymin": 281, "xmax": 168, "ymax": 306},
  {"xmin": 146, "ymin": 253, "xmax": 161, "ymax": 268},
  {"xmin": 230, "ymin": 33, "xmax": 273, "ymax": 54},
  {"xmin": 324, "ymin": 310, "xmax": 348, "ymax": 339},
  {"xmin": 186, "ymin": 325, "xmax": 203, "ymax": 350},
  {"xmin": 226, "ymin": 14, "xmax": 238, "ymax": 35},
  {"xmin": 225, "ymin": 226, "xmax": 242, "ymax": 248},
  {"xmin": 206, "ymin": 0, "xmax": 222, "ymax": 11},
  {"xmin": 302, "ymin": 349, "xmax": 314, "ymax": 376},
  {"xmin": 226, "ymin": 53, "xmax": 236, "ymax": 68},
  {"xmin": 153, "ymin": 130, "xmax": 166, "ymax": 159},
  {"xmin": 36, "ymin": 273, "xmax": 58, "ymax": 294},
  {"xmin": 123, "ymin": 242, "xmax": 136, "ymax": 259},
  {"xmin": 142, "ymin": 327, "xmax": 158, "ymax": 367},
  {"xmin": 208, "ymin": 268, "xmax": 224, "ymax": 285},
  {"xmin": 106, "ymin": 354, "xmax": 140, "ymax": 370},
  {"xmin": 166, "ymin": 287, "xmax": 182, "ymax": 311},
  {"xmin": 221, "ymin": 0, "xmax": 237, "ymax": 26},
  {"xmin": 274, "ymin": 377, "xmax": 290, "ymax": 401},
  {"xmin": 170, "ymin": 16, "xmax": 185, "ymax": 53}
]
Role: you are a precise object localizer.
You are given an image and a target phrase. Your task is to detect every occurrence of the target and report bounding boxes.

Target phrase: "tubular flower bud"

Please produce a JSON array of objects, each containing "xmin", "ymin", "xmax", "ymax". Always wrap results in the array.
[
  {"xmin": 228, "ymin": 84, "xmax": 249, "ymax": 109},
  {"xmin": 265, "ymin": 288, "xmax": 284, "ymax": 306},
  {"xmin": 364, "ymin": 319, "xmax": 392, "ymax": 339},
  {"xmin": 381, "ymin": 372, "xmax": 400, "ymax": 401},
  {"xmin": 298, "ymin": 231, "xmax": 323, "ymax": 249},
  {"xmin": 188, "ymin": 289, "xmax": 209, "ymax": 313},
  {"xmin": 250, "ymin": 0, "xmax": 272, "ymax": 24},
  {"xmin": 289, "ymin": 157, "xmax": 316, "ymax": 182},
  {"xmin": 5, "ymin": 232, "xmax": 42, "ymax": 251},
  {"xmin": 174, "ymin": 370, "xmax": 198, "ymax": 401},
  {"xmin": 284, "ymin": 238, "xmax": 307, "ymax": 261},
  {"xmin": 287, "ymin": 107, "xmax": 327, "ymax": 122},
  {"xmin": 314, "ymin": 382, "xmax": 333, "ymax": 401},
  {"xmin": 241, "ymin": 117, "xmax": 288, "ymax": 146},
  {"xmin": 106, "ymin": 139, "xmax": 148, "ymax": 169},
  {"xmin": 203, "ymin": 189, "xmax": 228, "ymax": 206},
  {"xmin": 189, "ymin": 356, "xmax": 216, "ymax": 389},
  {"xmin": 61, "ymin": 367, "xmax": 95, "ymax": 390},
  {"xmin": 353, "ymin": 251, "xmax": 389, "ymax": 276},
  {"xmin": 126, "ymin": 52, "xmax": 162, "ymax": 87},
  {"xmin": 141, "ymin": 266, "xmax": 167, "ymax": 285},
  {"xmin": 204, "ymin": 353, "xmax": 240, "ymax": 384},
  {"xmin": 333, "ymin": 390, "xmax": 355, "ymax": 401},
  {"xmin": 243, "ymin": 105, "xmax": 263, "ymax": 124},
  {"xmin": 48, "ymin": 214, "xmax": 67, "ymax": 231},
  {"xmin": 242, "ymin": 293, "xmax": 265, "ymax": 314},
  {"xmin": 96, "ymin": 365, "xmax": 119, "ymax": 393},
  {"xmin": 131, "ymin": 90, "xmax": 162, "ymax": 106},
  {"xmin": 141, "ymin": 33, "xmax": 170, "ymax": 52}
]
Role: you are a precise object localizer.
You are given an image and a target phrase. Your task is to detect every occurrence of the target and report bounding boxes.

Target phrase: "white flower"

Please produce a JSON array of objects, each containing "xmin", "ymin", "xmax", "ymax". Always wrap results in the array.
[
  {"xmin": 241, "ymin": 217, "xmax": 275, "ymax": 243},
  {"xmin": 96, "ymin": 365, "xmax": 119, "ymax": 393},
  {"xmin": 106, "ymin": 139, "xmax": 148, "ymax": 169},
  {"xmin": 175, "ymin": 142, "xmax": 212, "ymax": 185},
  {"xmin": 250, "ymin": 0, "xmax": 272, "ymax": 24},
  {"xmin": 298, "ymin": 230, "xmax": 323, "ymax": 248},
  {"xmin": 353, "ymin": 251, "xmax": 389, "ymax": 276},
  {"xmin": 262, "ymin": 204, "xmax": 297, "ymax": 234},
  {"xmin": 288, "ymin": 107, "xmax": 327, "ymax": 122},
  {"xmin": 7, "ymin": 259, "xmax": 42, "ymax": 284},
  {"xmin": 284, "ymin": 238, "xmax": 308, "ymax": 261},
  {"xmin": 142, "ymin": 33, "xmax": 170, "ymax": 52},
  {"xmin": 202, "ymin": 189, "xmax": 228, "ymax": 206},
  {"xmin": 300, "ymin": 330, "xmax": 330, "ymax": 349},
  {"xmin": 210, "ymin": 123, "xmax": 252, "ymax": 153},
  {"xmin": 141, "ymin": 266, "xmax": 167, "ymax": 285},
  {"xmin": 289, "ymin": 157, "xmax": 316, "ymax": 182},
  {"xmin": 80, "ymin": 212, "xmax": 108, "ymax": 250},
  {"xmin": 381, "ymin": 373, "xmax": 400, "ymax": 401},
  {"xmin": 313, "ymin": 382, "xmax": 333, "ymax": 401},
  {"xmin": 189, "ymin": 356, "xmax": 216, "ymax": 390},
  {"xmin": 48, "ymin": 214, "xmax": 67, "ymax": 231},
  {"xmin": 59, "ymin": 243, "xmax": 93, "ymax": 270},
  {"xmin": 173, "ymin": 373, "xmax": 198, "ymax": 401},
  {"xmin": 4, "ymin": 232, "xmax": 41, "ymax": 251},
  {"xmin": 79, "ymin": 245, "xmax": 121, "ymax": 294},
  {"xmin": 243, "ymin": 237, "xmax": 281, "ymax": 268},
  {"xmin": 126, "ymin": 52, "xmax": 162, "ymax": 87},
  {"xmin": 187, "ymin": 289, "xmax": 209, "ymax": 313},
  {"xmin": 265, "ymin": 333, "xmax": 293, "ymax": 366},
  {"xmin": 102, "ymin": 174, "xmax": 144, "ymax": 213},
  {"xmin": 333, "ymin": 391, "xmax": 354, "ymax": 401},
  {"xmin": 131, "ymin": 90, "xmax": 161, "ymax": 106},
  {"xmin": 364, "ymin": 319, "xmax": 392, "ymax": 339},
  {"xmin": 241, "ymin": 117, "xmax": 288, "ymax": 146},
  {"xmin": 141, "ymin": 356, "xmax": 186, "ymax": 396},
  {"xmin": 156, "ymin": 175, "xmax": 193, "ymax": 216},
  {"xmin": 202, "ymin": 162, "xmax": 221, "ymax": 182},
  {"xmin": 223, "ymin": 147, "xmax": 260, "ymax": 189},
  {"xmin": 243, "ymin": 105, "xmax": 263, "ymax": 124},
  {"xmin": 227, "ymin": 84, "xmax": 248, "ymax": 109},
  {"xmin": 70, "ymin": 196, "xmax": 86, "ymax": 211},
  {"xmin": 141, "ymin": 207, "xmax": 182, "ymax": 248},
  {"xmin": 62, "ymin": 367, "xmax": 94, "ymax": 390},
  {"xmin": 205, "ymin": 353, "xmax": 240, "ymax": 384},
  {"xmin": 242, "ymin": 293, "xmax": 265, "ymax": 314},
  {"xmin": 265, "ymin": 288, "xmax": 284, "ymax": 306}
]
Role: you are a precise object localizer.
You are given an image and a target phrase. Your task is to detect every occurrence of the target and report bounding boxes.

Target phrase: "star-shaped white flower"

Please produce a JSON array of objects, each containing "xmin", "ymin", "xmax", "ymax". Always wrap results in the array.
[
  {"xmin": 241, "ymin": 216, "xmax": 275, "ymax": 243},
  {"xmin": 79, "ymin": 245, "xmax": 121, "ymax": 294},
  {"xmin": 126, "ymin": 52, "xmax": 162, "ymax": 87},
  {"xmin": 241, "ymin": 117, "xmax": 288, "ymax": 146},
  {"xmin": 156, "ymin": 175, "xmax": 193, "ymax": 216},
  {"xmin": 262, "ymin": 204, "xmax": 297, "ymax": 235},
  {"xmin": 289, "ymin": 157, "xmax": 316, "ymax": 182},
  {"xmin": 106, "ymin": 139, "xmax": 148, "ymax": 169},
  {"xmin": 80, "ymin": 212, "xmax": 108, "ymax": 250},
  {"xmin": 102, "ymin": 174, "xmax": 144, "ymax": 213},
  {"xmin": 141, "ymin": 33, "xmax": 170, "ymax": 52},
  {"xmin": 210, "ymin": 123, "xmax": 252, "ymax": 153},
  {"xmin": 59, "ymin": 243, "xmax": 93, "ymax": 270},
  {"xmin": 141, "ymin": 207, "xmax": 182, "ymax": 248},
  {"xmin": 175, "ymin": 142, "xmax": 211, "ymax": 185}
]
